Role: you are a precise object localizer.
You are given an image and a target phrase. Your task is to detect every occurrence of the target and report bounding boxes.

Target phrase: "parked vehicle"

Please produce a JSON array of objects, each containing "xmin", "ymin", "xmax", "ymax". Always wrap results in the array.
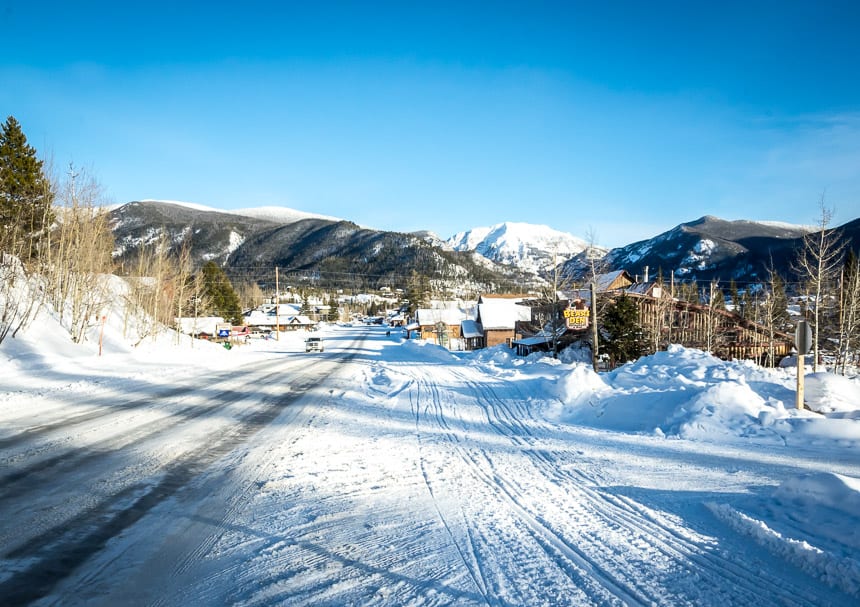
[{"xmin": 305, "ymin": 337, "xmax": 324, "ymax": 352}]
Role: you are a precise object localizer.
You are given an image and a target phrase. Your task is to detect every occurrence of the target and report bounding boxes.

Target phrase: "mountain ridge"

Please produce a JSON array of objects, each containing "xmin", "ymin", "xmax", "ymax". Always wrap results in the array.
[{"xmin": 109, "ymin": 201, "xmax": 858, "ymax": 292}]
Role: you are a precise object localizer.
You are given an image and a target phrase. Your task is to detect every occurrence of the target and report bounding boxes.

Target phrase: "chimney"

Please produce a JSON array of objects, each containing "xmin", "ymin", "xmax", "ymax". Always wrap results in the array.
[{"xmin": 644, "ymin": 265, "xmax": 649, "ymax": 283}]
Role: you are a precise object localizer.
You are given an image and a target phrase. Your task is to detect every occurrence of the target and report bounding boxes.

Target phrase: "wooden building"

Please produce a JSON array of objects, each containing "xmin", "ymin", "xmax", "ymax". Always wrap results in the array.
[
  {"xmin": 415, "ymin": 308, "xmax": 469, "ymax": 345},
  {"xmin": 475, "ymin": 294, "xmax": 532, "ymax": 348},
  {"xmin": 514, "ymin": 277, "xmax": 794, "ymax": 365}
]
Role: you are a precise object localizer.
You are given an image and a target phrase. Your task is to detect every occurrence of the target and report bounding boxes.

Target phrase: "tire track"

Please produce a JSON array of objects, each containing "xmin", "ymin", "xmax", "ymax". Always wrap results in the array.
[
  {"xmin": 0, "ymin": 355, "xmax": 341, "ymax": 606},
  {"xmin": 0, "ymin": 360, "xmax": 299, "ymax": 498},
  {"xmin": 0, "ymin": 357, "xmax": 293, "ymax": 452},
  {"xmin": 411, "ymin": 379, "xmax": 494, "ymax": 606},
  {"xmin": 452, "ymin": 365, "xmax": 828, "ymax": 606},
  {"xmin": 414, "ymin": 373, "xmax": 636, "ymax": 606}
]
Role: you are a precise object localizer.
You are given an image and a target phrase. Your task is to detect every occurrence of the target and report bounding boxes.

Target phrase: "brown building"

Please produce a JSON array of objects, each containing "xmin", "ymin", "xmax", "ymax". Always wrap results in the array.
[
  {"xmin": 513, "ymin": 273, "xmax": 793, "ymax": 365},
  {"xmin": 475, "ymin": 294, "xmax": 532, "ymax": 348}
]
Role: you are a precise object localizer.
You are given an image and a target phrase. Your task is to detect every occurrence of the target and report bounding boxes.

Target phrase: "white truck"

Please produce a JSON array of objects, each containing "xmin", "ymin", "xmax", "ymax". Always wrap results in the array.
[{"xmin": 305, "ymin": 337, "xmax": 324, "ymax": 352}]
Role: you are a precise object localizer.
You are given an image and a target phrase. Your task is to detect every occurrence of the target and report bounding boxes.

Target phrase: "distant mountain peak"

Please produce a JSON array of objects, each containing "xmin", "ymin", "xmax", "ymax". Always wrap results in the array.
[{"xmin": 447, "ymin": 222, "xmax": 589, "ymax": 275}]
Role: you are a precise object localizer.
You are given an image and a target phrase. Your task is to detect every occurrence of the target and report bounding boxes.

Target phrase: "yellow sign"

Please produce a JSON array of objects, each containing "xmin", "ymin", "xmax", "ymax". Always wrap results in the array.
[{"xmin": 564, "ymin": 307, "xmax": 590, "ymax": 330}]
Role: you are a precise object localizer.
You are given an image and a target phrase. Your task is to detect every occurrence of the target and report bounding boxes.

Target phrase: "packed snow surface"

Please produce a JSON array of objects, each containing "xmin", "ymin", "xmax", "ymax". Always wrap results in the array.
[{"xmin": 1, "ymin": 314, "xmax": 858, "ymax": 605}]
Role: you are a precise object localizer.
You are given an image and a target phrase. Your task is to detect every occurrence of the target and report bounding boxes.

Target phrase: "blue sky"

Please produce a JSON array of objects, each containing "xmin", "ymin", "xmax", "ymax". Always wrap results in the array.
[{"xmin": 3, "ymin": 1, "xmax": 859, "ymax": 248}]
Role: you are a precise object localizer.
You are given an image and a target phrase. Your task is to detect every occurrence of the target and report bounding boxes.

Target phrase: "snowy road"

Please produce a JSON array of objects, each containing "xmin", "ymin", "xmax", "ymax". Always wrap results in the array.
[{"xmin": 1, "ymin": 326, "xmax": 857, "ymax": 606}]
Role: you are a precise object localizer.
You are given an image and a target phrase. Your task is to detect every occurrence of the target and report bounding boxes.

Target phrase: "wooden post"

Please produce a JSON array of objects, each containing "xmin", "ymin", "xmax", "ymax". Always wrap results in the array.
[
  {"xmin": 796, "ymin": 352, "xmax": 805, "ymax": 410},
  {"xmin": 98, "ymin": 315, "xmax": 106, "ymax": 356}
]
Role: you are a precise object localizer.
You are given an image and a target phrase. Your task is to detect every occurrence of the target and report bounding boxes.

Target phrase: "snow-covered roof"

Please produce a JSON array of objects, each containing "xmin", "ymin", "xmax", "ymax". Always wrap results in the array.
[
  {"xmin": 416, "ymin": 308, "xmax": 470, "ymax": 326},
  {"xmin": 244, "ymin": 310, "xmax": 274, "ymax": 326},
  {"xmin": 513, "ymin": 334, "xmax": 553, "ymax": 347},
  {"xmin": 594, "ymin": 270, "xmax": 633, "ymax": 292},
  {"xmin": 477, "ymin": 300, "xmax": 531, "ymax": 330},
  {"xmin": 460, "ymin": 319, "xmax": 483, "ymax": 338},
  {"xmin": 478, "ymin": 293, "xmax": 529, "ymax": 304},
  {"xmin": 175, "ymin": 316, "xmax": 224, "ymax": 335},
  {"xmin": 285, "ymin": 315, "xmax": 315, "ymax": 325}
]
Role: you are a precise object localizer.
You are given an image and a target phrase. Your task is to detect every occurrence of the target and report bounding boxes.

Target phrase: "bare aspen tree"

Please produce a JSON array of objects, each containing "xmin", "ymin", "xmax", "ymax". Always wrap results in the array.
[
  {"xmin": 701, "ymin": 279, "xmax": 728, "ymax": 355},
  {"xmin": 646, "ymin": 275, "xmax": 673, "ymax": 354},
  {"xmin": 124, "ymin": 241, "xmax": 160, "ymax": 345},
  {"xmin": 235, "ymin": 280, "xmax": 266, "ymax": 310},
  {"xmin": 837, "ymin": 252, "xmax": 860, "ymax": 374},
  {"xmin": 793, "ymin": 196, "xmax": 846, "ymax": 372},
  {"xmin": 0, "ymin": 255, "xmax": 29, "ymax": 344},
  {"xmin": 583, "ymin": 227, "xmax": 609, "ymax": 370},
  {"xmin": 756, "ymin": 259, "xmax": 790, "ymax": 367},
  {"xmin": 174, "ymin": 236, "xmax": 193, "ymax": 345},
  {"xmin": 45, "ymin": 165, "xmax": 114, "ymax": 343},
  {"xmin": 542, "ymin": 249, "xmax": 565, "ymax": 358}
]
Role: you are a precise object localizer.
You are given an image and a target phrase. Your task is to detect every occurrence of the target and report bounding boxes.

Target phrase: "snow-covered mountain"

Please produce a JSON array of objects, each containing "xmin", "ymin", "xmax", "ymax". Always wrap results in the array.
[
  {"xmin": 562, "ymin": 215, "xmax": 816, "ymax": 283},
  {"xmin": 232, "ymin": 206, "xmax": 342, "ymax": 224},
  {"xmin": 446, "ymin": 222, "xmax": 591, "ymax": 275},
  {"xmin": 137, "ymin": 200, "xmax": 343, "ymax": 225},
  {"xmin": 109, "ymin": 200, "xmax": 525, "ymax": 290}
]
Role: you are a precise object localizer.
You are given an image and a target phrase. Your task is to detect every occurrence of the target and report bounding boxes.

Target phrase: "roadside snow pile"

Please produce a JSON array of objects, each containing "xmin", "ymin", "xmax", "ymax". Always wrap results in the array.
[
  {"xmin": 805, "ymin": 373, "xmax": 860, "ymax": 416},
  {"xmin": 554, "ymin": 345, "xmax": 860, "ymax": 445},
  {"xmin": 708, "ymin": 472, "xmax": 860, "ymax": 598}
]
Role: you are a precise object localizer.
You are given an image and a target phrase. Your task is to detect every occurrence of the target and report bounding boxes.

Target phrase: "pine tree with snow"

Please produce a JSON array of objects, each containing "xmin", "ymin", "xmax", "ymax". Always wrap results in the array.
[
  {"xmin": 200, "ymin": 261, "xmax": 243, "ymax": 325},
  {"xmin": 602, "ymin": 294, "xmax": 644, "ymax": 364},
  {"xmin": 0, "ymin": 116, "xmax": 54, "ymax": 258},
  {"xmin": 327, "ymin": 294, "xmax": 340, "ymax": 322}
]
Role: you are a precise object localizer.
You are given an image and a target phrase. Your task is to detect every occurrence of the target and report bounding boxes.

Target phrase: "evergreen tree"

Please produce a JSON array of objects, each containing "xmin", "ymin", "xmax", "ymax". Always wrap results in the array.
[
  {"xmin": 327, "ymin": 294, "xmax": 340, "ymax": 322},
  {"xmin": 200, "ymin": 261, "xmax": 243, "ymax": 325},
  {"xmin": 405, "ymin": 270, "xmax": 429, "ymax": 314},
  {"xmin": 0, "ymin": 116, "xmax": 54, "ymax": 256},
  {"xmin": 601, "ymin": 294, "xmax": 644, "ymax": 364},
  {"xmin": 728, "ymin": 279, "xmax": 740, "ymax": 314},
  {"xmin": 300, "ymin": 293, "xmax": 312, "ymax": 316}
]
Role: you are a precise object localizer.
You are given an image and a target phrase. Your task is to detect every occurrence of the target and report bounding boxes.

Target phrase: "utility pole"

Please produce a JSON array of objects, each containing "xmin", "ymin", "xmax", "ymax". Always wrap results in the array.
[
  {"xmin": 551, "ymin": 250, "xmax": 560, "ymax": 359},
  {"xmin": 591, "ymin": 281, "xmax": 599, "ymax": 372},
  {"xmin": 586, "ymin": 242, "xmax": 601, "ymax": 372},
  {"xmin": 275, "ymin": 266, "xmax": 280, "ymax": 341}
]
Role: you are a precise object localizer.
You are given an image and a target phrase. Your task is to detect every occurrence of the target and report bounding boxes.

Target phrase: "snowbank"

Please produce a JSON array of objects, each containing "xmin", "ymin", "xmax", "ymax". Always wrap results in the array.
[
  {"xmin": 486, "ymin": 344, "xmax": 860, "ymax": 447},
  {"xmin": 708, "ymin": 472, "xmax": 860, "ymax": 598},
  {"xmin": 382, "ymin": 339, "xmax": 860, "ymax": 448}
]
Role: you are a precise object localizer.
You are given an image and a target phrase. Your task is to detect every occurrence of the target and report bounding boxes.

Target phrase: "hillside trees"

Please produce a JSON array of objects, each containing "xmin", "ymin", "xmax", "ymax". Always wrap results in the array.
[
  {"xmin": 122, "ymin": 233, "xmax": 178, "ymax": 344},
  {"xmin": 0, "ymin": 118, "xmax": 116, "ymax": 346},
  {"xmin": 46, "ymin": 166, "xmax": 115, "ymax": 343}
]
